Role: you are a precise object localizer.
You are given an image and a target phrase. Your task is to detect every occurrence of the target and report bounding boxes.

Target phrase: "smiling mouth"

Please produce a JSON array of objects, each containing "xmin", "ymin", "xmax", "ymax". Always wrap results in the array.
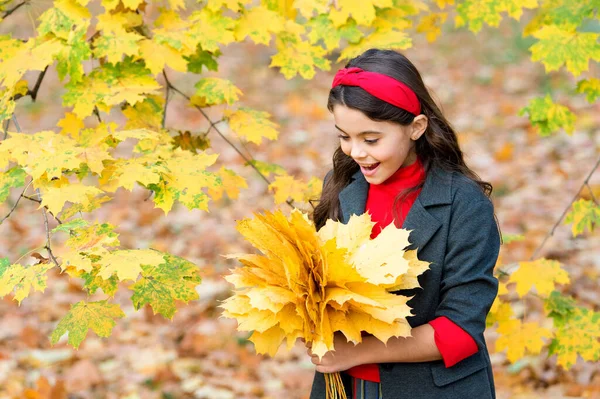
[{"xmin": 361, "ymin": 163, "xmax": 380, "ymax": 170}]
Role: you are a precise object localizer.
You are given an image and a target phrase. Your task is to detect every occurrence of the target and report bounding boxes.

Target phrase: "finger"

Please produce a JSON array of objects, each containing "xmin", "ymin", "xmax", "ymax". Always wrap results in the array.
[{"xmin": 311, "ymin": 356, "xmax": 320, "ymax": 366}]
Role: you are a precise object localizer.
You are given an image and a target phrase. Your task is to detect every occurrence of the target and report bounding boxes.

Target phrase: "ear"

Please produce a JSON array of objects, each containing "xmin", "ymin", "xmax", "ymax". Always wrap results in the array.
[{"xmin": 410, "ymin": 114, "xmax": 428, "ymax": 141}]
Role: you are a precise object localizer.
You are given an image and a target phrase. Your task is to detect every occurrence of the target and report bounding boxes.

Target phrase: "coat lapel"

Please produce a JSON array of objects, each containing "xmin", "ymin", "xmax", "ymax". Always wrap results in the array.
[
  {"xmin": 338, "ymin": 170, "xmax": 369, "ymax": 223},
  {"xmin": 338, "ymin": 167, "xmax": 454, "ymax": 251}
]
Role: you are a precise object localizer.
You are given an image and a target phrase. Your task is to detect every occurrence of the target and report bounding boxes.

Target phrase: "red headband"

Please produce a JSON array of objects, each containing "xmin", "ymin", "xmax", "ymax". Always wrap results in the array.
[{"xmin": 331, "ymin": 67, "xmax": 421, "ymax": 115}]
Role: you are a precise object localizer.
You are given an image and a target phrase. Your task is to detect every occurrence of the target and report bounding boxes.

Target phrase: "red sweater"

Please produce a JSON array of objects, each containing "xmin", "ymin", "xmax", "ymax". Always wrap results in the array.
[{"xmin": 346, "ymin": 159, "xmax": 478, "ymax": 382}]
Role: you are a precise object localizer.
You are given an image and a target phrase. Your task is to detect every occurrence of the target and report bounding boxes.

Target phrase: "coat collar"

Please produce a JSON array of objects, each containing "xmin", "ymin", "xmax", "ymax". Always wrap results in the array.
[{"xmin": 338, "ymin": 167, "xmax": 454, "ymax": 251}]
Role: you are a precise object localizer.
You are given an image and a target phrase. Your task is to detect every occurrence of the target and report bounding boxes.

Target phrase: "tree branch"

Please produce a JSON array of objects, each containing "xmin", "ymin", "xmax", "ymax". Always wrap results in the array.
[
  {"xmin": 0, "ymin": 179, "xmax": 33, "ymax": 225},
  {"xmin": 41, "ymin": 199, "xmax": 60, "ymax": 267},
  {"xmin": 162, "ymin": 70, "xmax": 170, "ymax": 129},
  {"xmin": 1, "ymin": 1, "xmax": 27, "ymax": 19},
  {"xmin": 162, "ymin": 70, "xmax": 296, "ymax": 209},
  {"xmin": 23, "ymin": 195, "xmax": 63, "ymax": 224},
  {"xmin": 530, "ymin": 155, "xmax": 600, "ymax": 260}
]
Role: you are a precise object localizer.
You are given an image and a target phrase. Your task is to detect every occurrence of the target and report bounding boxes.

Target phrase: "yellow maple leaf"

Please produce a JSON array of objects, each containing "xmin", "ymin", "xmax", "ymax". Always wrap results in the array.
[
  {"xmin": 92, "ymin": 31, "xmax": 143, "ymax": 65},
  {"xmin": 495, "ymin": 319, "xmax": 552, "ymax": 362},
  {"xmin": 0, "ymin": 262, "xmax": 54, "ymax": 304},
  {"xmin": 508, "ymin": 258, "xmax": 570, "ymax": 297},
  {"xmin": 270, "ymin": 39, "xmax": 331, "ymax": 79},
  {"xmin": 40, "ymin": 183, "xmax": 105, "ymax": 215},
  {"xmin": 207, "ymin": 167, "xmax": 248, "ymax": 201},
  {"xmin": 138, "ymin": 39, "xmax": 188, "ymax": 75},
  {"xmin": 329, "ymin": 0, "xmax": 394, "ymax": 27},
  {"xmin": 188, "ymin": 9, "xmax": 237, "ymax": 53},
  {"xmin": 338, "ymin": 30, "xmax": 412, "ymax": 61},
  {"xmin": 268, "ymin": 175, "xmax": 308, "ymax": 205},
  {"xmin": 235, "ymin": 5, "xmax": 285, "ymax": 45},
  {"xmin": 97, "ymin": 249, "xmax": 166, "ymax": 281},
  {"xmin": 224, "ymin": 107, "xmax": 279, "ymax": 144},
  {"xmin": 57, "ymin": 112, "xmax": 85, "ymax": 140},
  {"xmin": 205, "ymin": 0, "xmax": 253, "ymax": 12},
  {"xmin": 193, "ymin": 77, "xmax": 242, "ymax": 106},
  {"xmin": 416, "ymin": 12, "xmax": 447, "ymax": 42},
  {"xmin": 1, "ymin": 131, "xmax": 83, "ymax": 180}
]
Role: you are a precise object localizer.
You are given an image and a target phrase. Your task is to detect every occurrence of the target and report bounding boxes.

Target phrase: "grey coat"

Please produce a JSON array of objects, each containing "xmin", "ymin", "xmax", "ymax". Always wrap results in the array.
[{"xmin": 310, "ymin": 167, "xmax": 500, "ymax": 399}]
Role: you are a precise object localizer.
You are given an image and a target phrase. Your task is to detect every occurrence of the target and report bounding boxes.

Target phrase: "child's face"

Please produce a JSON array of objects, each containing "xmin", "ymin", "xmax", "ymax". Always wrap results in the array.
[{"xmin": 333, "ymin": 105, "xmax": 418, "ymax": 185}]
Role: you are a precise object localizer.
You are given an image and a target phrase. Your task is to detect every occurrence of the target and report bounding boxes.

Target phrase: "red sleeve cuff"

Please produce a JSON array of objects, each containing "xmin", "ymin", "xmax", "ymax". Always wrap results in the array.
[{"xmin": 429, "ymin": 316, "xmax": 478, "ymax": 368}]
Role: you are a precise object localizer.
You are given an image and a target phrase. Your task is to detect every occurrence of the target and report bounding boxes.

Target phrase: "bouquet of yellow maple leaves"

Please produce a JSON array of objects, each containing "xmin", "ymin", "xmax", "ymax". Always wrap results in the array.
[{"xmin": 221, "ymin": 209, "xmax": 430, "ymax": 399}]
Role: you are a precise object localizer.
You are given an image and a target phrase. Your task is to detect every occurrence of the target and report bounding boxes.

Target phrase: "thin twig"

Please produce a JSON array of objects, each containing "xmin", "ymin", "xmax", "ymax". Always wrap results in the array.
[
  {"xmin": 162, "ymin": 70, "xmax": 170, "ymax": 129},
  {"xmin": 586, "ymin": 183, "xmax": 598, "ymax": 205},
  {"xmin": 14, "ymin": 66, "xmax": 48, "ymax": 102},
  {"xmin": 163, "ymin": 72, "xmax": 272, "ymax": 186},
  {"xmin": 529, "ymin": 155, "xmax": 600, "ymax": 261},
  {"xmin": 2, "ymin": 118, "xmax": 9, "ymax": 140},
  {"xmin": 162, "ymin": 71, "xmax": 297, "ymax": 209},
  {"xmin": 39, "ymin": 188, "xmax": 59, "ymax": 267},
  {"xmin": 22, "ymin": 195, "xmax": 63, "ymax": 223},
  {"xmin": 93, "ymin": 106, "xmax": 102, "ymax": 123},
  {"xmin": 0, "ymin": 180, "xmax": 33, "ymax": 225},
  {"xmin": 1, "ymin": 1, "xmax": 27, "ymax": 19}
]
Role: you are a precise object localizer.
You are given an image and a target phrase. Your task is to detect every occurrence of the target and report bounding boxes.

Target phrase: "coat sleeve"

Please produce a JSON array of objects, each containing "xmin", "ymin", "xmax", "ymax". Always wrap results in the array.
[{"xmin": 434, "ymin": 198, "xmax": 500, "ymax": 350}]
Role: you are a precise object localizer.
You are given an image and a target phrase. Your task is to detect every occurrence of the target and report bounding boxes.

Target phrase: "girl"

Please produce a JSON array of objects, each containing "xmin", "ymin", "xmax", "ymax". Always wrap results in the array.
[{"xmin": 309, "ymin": 49, "xmax": 500, "ymax": 399}]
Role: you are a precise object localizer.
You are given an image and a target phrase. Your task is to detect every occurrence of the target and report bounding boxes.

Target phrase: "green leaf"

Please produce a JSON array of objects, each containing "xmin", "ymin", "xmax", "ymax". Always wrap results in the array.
[
  {"xmin": 129, "ymin": 253, "xmax": 201, "ymax": 319},
  {"xmin": 576, "ymin": 78, "xmax": 600, "ymax": 103},
  {"xmin": 0, "ymin": 257, "xmax": 9, "ymax": 277},
  {"xmin": 564, "ymin": 199, "xmax": 600, "ymax": 236},
  {"xmin": 519, "ymin": 94, "xmax": 575, "ymax": 136},
  {"xmin": 185, "ymin": 47, "xmax": 220, "ymax": 73},
  {"xmin": 81, "ymin": 267, "xmax": 119, "ymax": 296},
  {"xmin": 50, "ymin": 300, "xmax": 125, "ymax": 348},
  {"xmin": 194, "ymin": 77, "xmax": 242, "ymax": 106},
  {"xmin": 0, "ymin": 167, "xmax": 26, "ymax": 203},
  {"xmin": 544, "ymin": 291, "xmax": 576, "ymax": 322},
  {"xmin": 51, "ymin": 218, "xmax": 89, "ymax": 233},
  {"xmin": 501, "ymin": 234, "xmax": 525, "ymax": 244},
  {"xmin": 56, "ymin": 26, "xmax": 91, "ymax": 83},
  {"xmin": 530, "ymin": 25, "xmax": 600, "ymax": 76}
]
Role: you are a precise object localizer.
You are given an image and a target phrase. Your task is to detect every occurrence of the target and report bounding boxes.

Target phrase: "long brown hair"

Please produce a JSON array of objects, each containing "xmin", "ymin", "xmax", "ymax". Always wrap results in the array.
[{"xmin": 313, "ymin": 49, "xmax": 493, "ymax": 230}]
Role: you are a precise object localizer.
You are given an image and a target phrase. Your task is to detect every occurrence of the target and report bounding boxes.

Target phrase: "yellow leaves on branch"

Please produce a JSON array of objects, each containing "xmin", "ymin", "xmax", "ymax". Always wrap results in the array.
[
  {"xmin": 221, "ymin": 210, "xmax": 430, "ymax": 359},
  {"xmin": 550, "ymin": 307, "xmax": 600, "ymax": 369},
  {"xmin": 268, "ymin": 175, "xmax": 323, "ymax": 205},
  {"xmin": 495, "ymin": 319, "xmax": 552, "ymax": 363},
  {"xmin": 508, "ymin": 258, "xmax": 569, "ymax": 298},
  {"xmin": 0, "ymin": 259, "xmax": 54, "ymax": 305},
  {"xmin": 224, "ymin": 107, "xmax": 279, "ymax": 144}
]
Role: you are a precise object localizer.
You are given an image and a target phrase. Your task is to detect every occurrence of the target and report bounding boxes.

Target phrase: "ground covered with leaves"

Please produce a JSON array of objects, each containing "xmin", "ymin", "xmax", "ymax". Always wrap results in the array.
[{"xmin": 1, "ymin": 14, "xmax": 599, "ymax": 399}]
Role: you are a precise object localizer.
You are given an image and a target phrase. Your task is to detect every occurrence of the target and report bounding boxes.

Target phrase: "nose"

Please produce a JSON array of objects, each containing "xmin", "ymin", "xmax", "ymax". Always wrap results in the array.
[{"xmin": 350, "ymin": 143, "xmax": 367, "ymax": 160}]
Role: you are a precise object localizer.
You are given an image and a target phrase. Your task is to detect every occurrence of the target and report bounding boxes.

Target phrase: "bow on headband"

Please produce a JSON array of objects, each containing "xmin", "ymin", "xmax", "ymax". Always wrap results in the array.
[{"xmin": 331, "ymin": 67, "xmax": 421, "ymax": 115}]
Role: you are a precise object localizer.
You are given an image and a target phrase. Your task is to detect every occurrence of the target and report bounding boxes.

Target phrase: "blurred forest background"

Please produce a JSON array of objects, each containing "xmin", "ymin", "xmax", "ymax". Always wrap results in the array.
[{"xmin": 0, "ymin": 1, "xmax": 599, "ymax": 398}]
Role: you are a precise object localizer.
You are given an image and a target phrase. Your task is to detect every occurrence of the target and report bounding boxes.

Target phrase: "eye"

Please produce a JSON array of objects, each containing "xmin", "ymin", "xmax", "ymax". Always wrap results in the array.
[
  {"xmin": 337, "ymin": 135, "xmax": 350, "ymax": 141},
  {"xmin": 365, "ymin": 139, "xmax": 379, "ymax": 144}
]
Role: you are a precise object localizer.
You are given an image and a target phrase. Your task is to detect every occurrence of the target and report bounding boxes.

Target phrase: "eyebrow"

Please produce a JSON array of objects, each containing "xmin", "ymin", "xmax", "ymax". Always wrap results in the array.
[{"xmin": 335, "ymin": 125, "xmax": 383, "ymax": 136}]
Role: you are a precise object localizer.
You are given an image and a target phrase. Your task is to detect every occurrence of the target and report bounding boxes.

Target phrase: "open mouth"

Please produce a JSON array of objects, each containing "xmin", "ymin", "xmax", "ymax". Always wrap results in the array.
[{"xmin": 362, "ymin": 163, "xmax": 380, "ymax": 170}]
